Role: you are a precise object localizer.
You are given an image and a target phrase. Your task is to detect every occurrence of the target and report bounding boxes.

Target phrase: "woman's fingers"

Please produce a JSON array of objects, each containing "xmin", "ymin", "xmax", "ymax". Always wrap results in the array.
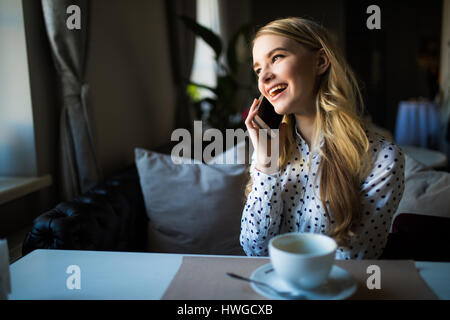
[
  {"xmin": 245, "ymin": 97, "xmax": 284, "ymax": 174},
  {"xmin": 245, "ymin": 98, "xmax": 260, "ymax": 129},
  {"xmin": 245, "ymin": 98, "xmax": 261, "ymax": 153},
  {"xmin": 250, "ymin": 97, "xmax": 260, "ymax": 112}
]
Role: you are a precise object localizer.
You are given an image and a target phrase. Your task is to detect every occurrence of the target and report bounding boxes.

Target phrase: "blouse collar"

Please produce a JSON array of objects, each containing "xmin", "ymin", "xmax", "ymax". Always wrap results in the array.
[{"xmin": 293, "ymin": 120, "xmax": 323, "ymax": 159}]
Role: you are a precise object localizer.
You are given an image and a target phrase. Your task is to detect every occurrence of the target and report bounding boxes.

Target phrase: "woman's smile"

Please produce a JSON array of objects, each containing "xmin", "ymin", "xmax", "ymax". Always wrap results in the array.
[
  {"xmin": 268, "ymin": 83, "xmax": 288, "ymax": 100},
  {"xmin": 269, "ymin": 84, "xmax": 288, "ymax": 103}
]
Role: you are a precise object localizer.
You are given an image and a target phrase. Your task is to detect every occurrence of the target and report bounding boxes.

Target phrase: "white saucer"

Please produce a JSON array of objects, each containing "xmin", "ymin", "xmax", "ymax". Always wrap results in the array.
[{"xmin": 250, "ymin": 263, "xmax": 357, "ymax": 300}]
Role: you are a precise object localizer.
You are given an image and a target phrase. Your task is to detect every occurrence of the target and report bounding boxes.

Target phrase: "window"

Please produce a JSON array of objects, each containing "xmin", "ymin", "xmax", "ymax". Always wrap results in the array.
[
  {"xmin": 0, "ymin": 0, "xmax": 37, "ymax": 177},
  {"xmin": 189, "ymin": 0, "xmax": 222, "ymax": 107},
  {"xmin": 0, "ymin": 0, "xmax": 51, "ymax": 205}
]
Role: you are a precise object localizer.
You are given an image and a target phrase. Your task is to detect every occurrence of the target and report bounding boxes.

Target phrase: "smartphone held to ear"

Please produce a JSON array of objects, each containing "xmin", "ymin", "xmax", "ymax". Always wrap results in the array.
[{"xmin": 253, "ymin": 94, "xmax": 284, "ymax": 138}]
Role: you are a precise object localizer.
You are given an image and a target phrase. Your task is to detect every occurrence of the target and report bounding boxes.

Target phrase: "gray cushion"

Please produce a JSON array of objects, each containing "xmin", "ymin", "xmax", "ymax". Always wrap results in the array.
[{"xmin": 135, "ymin": 148, "xmax": 247, "ymax": 255}]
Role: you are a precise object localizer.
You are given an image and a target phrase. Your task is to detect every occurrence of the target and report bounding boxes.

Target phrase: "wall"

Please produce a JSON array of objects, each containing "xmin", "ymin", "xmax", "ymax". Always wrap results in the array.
[
  {"xmin": 439, "ymin": 0, "xmax": 450, "ymax": 158},
  {"xmin": 86, "ymin": 0, "xmax": 176, "ymax": 177},
  {"xmin": 1, "ymin": 0, "xmax": 177, "ymax": 240},
  {"xmin": 343, "ymin": 0, "xmax": 442, "ymax": 132},
  {"xmin": 383, "ymin": 0, "xmax": 442, "ymax": 131},
  {"xmin": 441, "ymin": 0, "xmax": 450, "ymax": 91},
  {"xmin": 250, "ymin": 0, "xmax": 347, "ymax": 54}
]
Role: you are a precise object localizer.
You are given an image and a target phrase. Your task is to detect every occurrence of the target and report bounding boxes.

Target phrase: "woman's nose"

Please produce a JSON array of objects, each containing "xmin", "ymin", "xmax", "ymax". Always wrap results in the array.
[{"xmin": 259, "ymin": 69, "xmax": 274, "ymax": 84}]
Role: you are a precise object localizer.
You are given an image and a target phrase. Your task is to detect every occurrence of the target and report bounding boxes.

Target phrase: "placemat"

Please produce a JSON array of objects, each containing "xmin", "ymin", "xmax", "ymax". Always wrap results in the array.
[{"xmin": 162, "ymin": 256, "xmax": 437, "ymax": 300}]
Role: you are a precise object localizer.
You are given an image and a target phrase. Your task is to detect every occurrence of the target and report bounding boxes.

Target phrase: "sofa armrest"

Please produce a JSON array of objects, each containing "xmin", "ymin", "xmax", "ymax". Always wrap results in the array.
[
  {"xmin": 22, "ymin": 166, "xmax": 147, "ymax": 255},
  {"xmin": 380, "ymin": 213, "xmax": 450, "ymax": 261},
  {"xmin": 391, "ymin": 213, "xmax": 450, "ymax": 234}
]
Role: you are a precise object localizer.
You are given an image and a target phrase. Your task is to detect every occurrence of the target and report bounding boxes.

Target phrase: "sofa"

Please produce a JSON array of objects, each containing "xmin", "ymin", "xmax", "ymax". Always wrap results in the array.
[
  {"xmin": 22, "ymin": 143, "xmax": 450, "ymax": 261},
  {"xmin": 22, "ymin": 165, "xmax": 148, "ymax": 254}
]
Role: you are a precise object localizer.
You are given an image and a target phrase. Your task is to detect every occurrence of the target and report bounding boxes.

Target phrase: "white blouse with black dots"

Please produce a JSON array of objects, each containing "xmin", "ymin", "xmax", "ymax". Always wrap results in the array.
[{"xmin": 240, "ymin": 125, "xmax": 405, "ymax": 260}]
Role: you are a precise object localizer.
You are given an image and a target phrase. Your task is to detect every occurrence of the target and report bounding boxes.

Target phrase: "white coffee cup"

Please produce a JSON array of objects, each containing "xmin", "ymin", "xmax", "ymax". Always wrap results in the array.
[{"xmin": 268, "ymin": 232, "xmax": 337, "ymax": 290}]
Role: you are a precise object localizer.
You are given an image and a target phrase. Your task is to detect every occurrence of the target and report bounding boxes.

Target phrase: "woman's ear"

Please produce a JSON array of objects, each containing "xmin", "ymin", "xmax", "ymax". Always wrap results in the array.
[{"xmin": 316, "ymin": 48, "xmax": 330, "ymax": 75}]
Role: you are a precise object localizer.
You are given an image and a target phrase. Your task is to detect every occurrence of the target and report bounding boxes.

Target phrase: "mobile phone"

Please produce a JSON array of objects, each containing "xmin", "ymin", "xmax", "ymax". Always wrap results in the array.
[{"xmin": 253, "ymin": 94, "xmax": 283, "ymax": 138}]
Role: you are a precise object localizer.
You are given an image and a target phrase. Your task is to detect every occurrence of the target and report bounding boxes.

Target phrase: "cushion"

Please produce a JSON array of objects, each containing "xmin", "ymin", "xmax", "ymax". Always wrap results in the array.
[
  {"xmin": 135, "ymin": 148, "xmax": 248, "ymax": 255},
  {"xmin": 404, "ymin": 153, "xmax": 427, "ymax": 178},
  {"xmin": 205, "ymin": 139, "xmax": 251, "ymax": 165}
]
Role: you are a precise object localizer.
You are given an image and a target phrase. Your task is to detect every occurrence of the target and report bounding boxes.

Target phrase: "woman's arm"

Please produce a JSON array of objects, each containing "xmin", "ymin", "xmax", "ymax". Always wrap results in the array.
[
  {"xmin": 240, "ymin": 98, "xmax": 287, "ymax": 256},
  {"xmin": 240, "ymin": 158, "xmax": 284, "ymax": 256},
  {"xmin": 335, "ymin": 141, "xmax": 405, "ymax": 260}
]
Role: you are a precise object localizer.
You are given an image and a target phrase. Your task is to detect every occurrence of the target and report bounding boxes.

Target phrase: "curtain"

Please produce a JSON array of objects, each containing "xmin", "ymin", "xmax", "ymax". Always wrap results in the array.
[
  {"xmin": 41, "ymin": 0, "xmax": 102, "ymax": 200},
  {"xmin": 165, "ymin": 0, "xmax": 197, "ymax": 133}
]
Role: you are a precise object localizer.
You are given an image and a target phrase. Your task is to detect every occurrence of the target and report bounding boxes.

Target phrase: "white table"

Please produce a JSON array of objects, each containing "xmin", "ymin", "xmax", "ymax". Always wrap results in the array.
[{"xmin": 7, "ymin": 249, "xmax": 450, "ymax": 300}]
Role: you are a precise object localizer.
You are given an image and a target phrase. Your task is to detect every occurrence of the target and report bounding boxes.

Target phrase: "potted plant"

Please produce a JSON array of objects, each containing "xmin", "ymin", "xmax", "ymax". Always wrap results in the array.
[{"xmin": 179, "ymin": 16, "xmax": 256, "ymax": 133}]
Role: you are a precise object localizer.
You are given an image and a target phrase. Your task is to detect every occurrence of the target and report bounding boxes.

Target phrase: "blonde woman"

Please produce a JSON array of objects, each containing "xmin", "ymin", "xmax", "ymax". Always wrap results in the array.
[{"xmin": 241, "ymin": 17, "xmax": 405, "ymax": 260}]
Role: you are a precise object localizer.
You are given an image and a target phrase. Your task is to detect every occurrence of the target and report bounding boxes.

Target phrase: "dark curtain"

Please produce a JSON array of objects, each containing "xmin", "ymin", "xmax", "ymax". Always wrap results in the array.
[
  {"xmin": 41, "ymin": 0, "xmax": 102, "ymax": 200},
  {"xmin": 165, "ymin": 0, "xmax": 197, "ymax": 133}
]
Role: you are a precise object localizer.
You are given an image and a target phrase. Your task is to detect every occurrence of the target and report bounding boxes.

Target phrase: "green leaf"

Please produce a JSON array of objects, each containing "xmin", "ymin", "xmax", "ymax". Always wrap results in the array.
[
  {"xmin": 186, "ymin": 84, "xmax": 202, "ymax": 102},
  {"xmin": 188, "ymin": 80, "xmax": 218, "ymax": 96},
  {"xmin": 178, "ymin": 15, "xmax": 222, "ymax": 60}
]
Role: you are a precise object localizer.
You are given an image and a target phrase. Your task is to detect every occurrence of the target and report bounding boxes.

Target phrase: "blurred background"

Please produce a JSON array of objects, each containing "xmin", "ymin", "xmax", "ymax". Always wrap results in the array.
[{"xmin": 0, "ymin": 0, "xmax": 449, "ymax": 259}]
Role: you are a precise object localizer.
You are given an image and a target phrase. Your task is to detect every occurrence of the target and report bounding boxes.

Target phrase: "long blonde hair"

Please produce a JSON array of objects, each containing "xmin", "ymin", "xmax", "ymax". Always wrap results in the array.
[{"xmin": 245, "ymin": 17, "xmax": 371, "ymax": 246}]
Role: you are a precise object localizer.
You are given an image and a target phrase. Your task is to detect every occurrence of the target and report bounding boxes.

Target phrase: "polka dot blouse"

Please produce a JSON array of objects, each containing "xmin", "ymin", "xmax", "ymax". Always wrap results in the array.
[{"xmin": 240, "ymin": 125, "xmax": 405, "ymax": 260}]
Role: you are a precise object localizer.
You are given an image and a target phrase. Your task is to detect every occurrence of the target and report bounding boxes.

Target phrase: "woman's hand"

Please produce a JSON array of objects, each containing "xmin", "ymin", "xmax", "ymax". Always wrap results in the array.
[{"xmin": 245, "ymin": 98, "xmax": 287, "ymax": 175}]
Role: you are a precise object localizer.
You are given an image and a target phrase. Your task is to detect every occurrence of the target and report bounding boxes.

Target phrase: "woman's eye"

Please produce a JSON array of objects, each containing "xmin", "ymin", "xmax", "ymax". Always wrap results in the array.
[
  {"xmin": 273, "ymin": 54, "xmax": 284, "ymax": 62},
  {"xmin": 254, "ymin": 55, "xmax": 283, "ymax": 77}
]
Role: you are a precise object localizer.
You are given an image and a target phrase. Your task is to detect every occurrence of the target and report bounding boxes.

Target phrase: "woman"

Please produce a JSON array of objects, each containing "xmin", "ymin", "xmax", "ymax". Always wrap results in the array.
[{"xmin": 241, "ymin": 17, "xmax": 405, "ymax": 260}]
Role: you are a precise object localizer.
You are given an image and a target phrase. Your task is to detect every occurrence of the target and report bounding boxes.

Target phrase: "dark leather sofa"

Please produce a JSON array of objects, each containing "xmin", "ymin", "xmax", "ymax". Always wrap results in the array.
[
  {"xmin": 22, "ymin": 166, "xmax": 450, "ymax": 261},
  {"xmin": 22, "ymin": 165, "xmax": 148, "ymax": 255}
]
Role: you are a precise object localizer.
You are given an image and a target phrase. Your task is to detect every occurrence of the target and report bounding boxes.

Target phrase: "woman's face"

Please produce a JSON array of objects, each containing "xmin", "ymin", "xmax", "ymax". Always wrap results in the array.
[{"xmin": 252, "ymin": 34, "xmax": 323, "ymax": 116}]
